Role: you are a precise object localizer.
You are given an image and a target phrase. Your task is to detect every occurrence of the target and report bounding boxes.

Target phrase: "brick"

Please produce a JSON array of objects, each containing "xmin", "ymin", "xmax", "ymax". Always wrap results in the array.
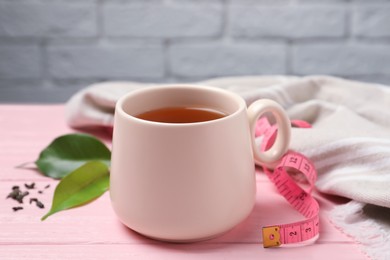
[
  {"xmin": 352, "ymin": 5, "xmax": 390, "ymax": 38},
  {"xmin": 0, "ymin": 45, "xmax": 42, "ymax": 79},
  {"xmin": 48, "ymin": 44, "xmax": 164, "ymax": 79},
  {"xmin": 347, "ymin": 75, "xmax": 390, "ymax": 87},
  {"xmin": 292, "ymin": 43, "xmax": 390, "ymax": 75},
  {"xmin": 229, "ymin": 0, "xmax": 291, "ymax": 4},
  {"xmin": 0, "ymin": 2, "xmax": 96, "ymax": 37},
  {"xmin": 102, "ymin": 3, "xmax": 222, "ymax": 37},
  {"xmin": 0, "ymin": 84, "xmax": 86, "ymax": 103},
  {"xmin": 230, "ymin": 5, "xmax": 346, "ymax": 39},
  {"xmin": 230, "ymin": 0, "xmax": 348, "ymax": 3},
  {"xmin": 352, "ymin": 0, "xmax": 390, "ymax": 2},
  {"xmin": 169, "ymin": 43, "xmax": 286, "ymax": 77},
  {"xmin": 297, "ymin": 0, "xmax": 348, "ymax": 2}
]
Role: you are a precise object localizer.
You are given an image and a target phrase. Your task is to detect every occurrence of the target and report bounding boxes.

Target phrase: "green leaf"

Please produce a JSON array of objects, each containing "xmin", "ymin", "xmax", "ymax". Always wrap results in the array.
[
  {"xmin": 35, "ymin": 133, "xmax": 111, "ymax": 179},
  {"xmin": 41, "ymin": 161, "xmax": 110, "ymax": 221}
]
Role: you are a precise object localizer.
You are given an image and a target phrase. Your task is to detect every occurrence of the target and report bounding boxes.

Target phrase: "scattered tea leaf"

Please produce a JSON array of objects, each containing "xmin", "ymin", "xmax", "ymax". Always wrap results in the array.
[
  {"xmin": 35, "ymin": 133, "xmax": 111, "ymax": 179},
  {"xmin": 17, "ymin": 191, "xmax": 29, "ymax": 204},
  {"xmin": 36, "ymin": 201, "xmax": 45, "ymax": 209},
  {"xmin": 41, "ymin": 161, "xmax": 109, "ymax": 221},
  {"xmin": 29, "ymin": 197, "xmax": 45, "ymax": 209},
  {"xmin": 7, "ymin": 189, "xmax": 20, "ymax": 199},
  {"xmin": 25, "ymin": 182, "xmax": 35, "ymax": 189},
  {"xmin": 13, "ymin": 207, "xmax": 23, "ymax": 212}
]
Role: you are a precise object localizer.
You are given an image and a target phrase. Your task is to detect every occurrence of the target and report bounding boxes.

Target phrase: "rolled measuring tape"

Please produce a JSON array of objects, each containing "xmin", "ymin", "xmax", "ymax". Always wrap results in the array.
[{"xmin": 255, "ymin": 118, "xmax": 320, "ymax": 248}]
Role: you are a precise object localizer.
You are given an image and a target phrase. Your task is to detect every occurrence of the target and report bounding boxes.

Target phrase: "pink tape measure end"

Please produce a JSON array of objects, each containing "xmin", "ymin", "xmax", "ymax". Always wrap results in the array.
[{"xmin": 262, "ymin": 226, "xmax": 281, "ymax": 248}]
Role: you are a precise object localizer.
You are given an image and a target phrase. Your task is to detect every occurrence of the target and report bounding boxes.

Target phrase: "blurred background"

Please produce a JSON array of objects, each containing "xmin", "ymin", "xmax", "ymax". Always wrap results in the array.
[{"xmin": 0, "ymin": 0, "xmax": 389, "ymax": 103}]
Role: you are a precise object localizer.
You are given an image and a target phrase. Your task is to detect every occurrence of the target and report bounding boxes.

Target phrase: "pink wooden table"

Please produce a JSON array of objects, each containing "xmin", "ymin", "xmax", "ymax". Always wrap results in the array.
[{"xmin": 0, "ymin": 105, "xmax": 367, "ymax": 259}]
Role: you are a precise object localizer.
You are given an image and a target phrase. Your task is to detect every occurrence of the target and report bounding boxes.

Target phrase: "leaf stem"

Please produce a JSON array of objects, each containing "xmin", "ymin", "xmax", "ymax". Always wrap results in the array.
[{"xmin": 15, "ymin": 161, "xmax": 36, "ymax": 169}]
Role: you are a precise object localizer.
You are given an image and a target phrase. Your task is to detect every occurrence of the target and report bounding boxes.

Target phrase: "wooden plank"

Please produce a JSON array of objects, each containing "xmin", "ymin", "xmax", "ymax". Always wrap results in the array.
[{"xmin": 0, "ymin": 244, "xmax": 367, "ymax": 260}]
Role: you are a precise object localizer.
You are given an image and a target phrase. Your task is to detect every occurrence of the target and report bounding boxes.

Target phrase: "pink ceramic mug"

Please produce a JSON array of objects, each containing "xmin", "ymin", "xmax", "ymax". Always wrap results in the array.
[{"xmin": 110, "ymin": 85, "xmax": 291, "ymax": 242}]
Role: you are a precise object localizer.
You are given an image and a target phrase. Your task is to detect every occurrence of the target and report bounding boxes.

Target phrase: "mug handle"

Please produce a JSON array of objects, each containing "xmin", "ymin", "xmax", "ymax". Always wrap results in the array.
[{"xmin": 247, "ymin": 99, "xmax": 291, "ymax": 166}]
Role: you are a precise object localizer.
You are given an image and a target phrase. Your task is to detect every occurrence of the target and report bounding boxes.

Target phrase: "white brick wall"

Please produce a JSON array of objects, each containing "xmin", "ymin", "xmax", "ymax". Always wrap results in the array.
[{"xmin": 0, "ymin": 0, "xmax": 389, "ymax": 102}]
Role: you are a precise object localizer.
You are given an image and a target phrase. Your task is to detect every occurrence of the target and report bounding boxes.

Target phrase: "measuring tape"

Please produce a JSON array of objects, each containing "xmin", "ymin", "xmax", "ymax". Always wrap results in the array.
[{"xmin": 255, "ymin": 118, "xmax": 320, "ymax": 248}]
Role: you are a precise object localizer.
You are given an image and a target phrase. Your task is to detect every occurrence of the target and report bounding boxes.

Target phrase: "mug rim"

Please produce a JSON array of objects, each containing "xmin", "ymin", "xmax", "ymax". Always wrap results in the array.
[{"xmin": 115, "ymin": 84, "xmax": 247, "ymax": 127}]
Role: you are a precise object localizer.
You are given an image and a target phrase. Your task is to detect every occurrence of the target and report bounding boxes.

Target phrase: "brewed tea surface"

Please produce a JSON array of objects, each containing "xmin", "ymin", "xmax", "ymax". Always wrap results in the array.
[{"xmin": 135, "ymin": 107, "xmax": 227, "ymax": 123}]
